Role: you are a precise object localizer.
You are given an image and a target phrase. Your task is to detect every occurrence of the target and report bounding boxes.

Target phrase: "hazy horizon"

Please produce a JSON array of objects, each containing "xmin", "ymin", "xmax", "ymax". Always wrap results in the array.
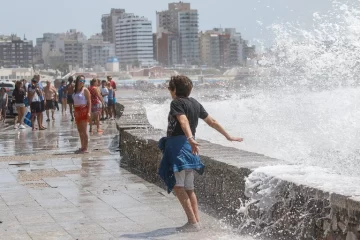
[{"xmin": 0, "ymin": 0, "xmax": 333, "ymax": 45}]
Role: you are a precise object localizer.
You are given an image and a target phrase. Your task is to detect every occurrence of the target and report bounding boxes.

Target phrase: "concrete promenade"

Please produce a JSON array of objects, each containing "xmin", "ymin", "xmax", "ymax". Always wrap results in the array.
[{"xmin": 0, "ymin": 111, "xmax": 248, "ymax": 240}]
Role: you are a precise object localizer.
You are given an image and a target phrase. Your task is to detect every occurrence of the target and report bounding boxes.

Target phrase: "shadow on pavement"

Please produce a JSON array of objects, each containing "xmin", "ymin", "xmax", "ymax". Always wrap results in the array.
[{"xmin": 120, "ymin": 227, "xmax": 177, "ymax": 239}]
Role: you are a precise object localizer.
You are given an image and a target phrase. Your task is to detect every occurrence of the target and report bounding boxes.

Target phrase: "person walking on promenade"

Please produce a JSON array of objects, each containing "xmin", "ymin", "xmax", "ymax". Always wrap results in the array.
[
  {"xmin": 28, "ymin": 78, "xmax": 46, "ymax": 131},
  {"xmin": 107, "ymin": 76, "xmax": 117, "ymax": 91},
  {"xmin": 58, "ymin": 80, "xmax": 67, "ymax": 115},
  {"xmin": 88, "ymin": 79, "xmax": 104, "ymax": 133},
  {"xmin": 158, "ymin": 75, "xmax": 243, "ymax": 232},
  {"xmin": 106, "ymin": 82, "xmax": 115, "ymax": 120},
  {"xmin": 21, "ymin": 79, "xmax": 29, "ymax": 93},
  {"xmin": 44, "ymin": 80, "xmax": 58, "ymax": 121},
  {"xmin": 107, "ymin": 76, "xmax": 117, "ymax": 118},
  {"xmin": 100, "ymin": 80, "xmax": 109, "ymax": 120},
  {"xmin": 66, "ymin": 76, "xmax": 75, "ymax": 121},
  {"xmin": 73, "ymin": 75, "xmax": 91, "ymax": 154},
  {"xmin": 0, "ymin": 87, "xmax": 8, "ymax": 123},
  {"xmin": 12, "ymin": 81, "xmax": 26, "ymax": 129}
]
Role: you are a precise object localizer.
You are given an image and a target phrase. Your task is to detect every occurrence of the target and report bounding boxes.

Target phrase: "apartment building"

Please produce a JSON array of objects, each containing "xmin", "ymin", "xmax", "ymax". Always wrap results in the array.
[
  {"xmin": 101, "ymin": 8, "xmax": 126, "ymax": 43},
  {"xmin": 0, "ymin": 35, "xmax": 33, "ymax": 67},
  {"xmin": 115, "ymin": 13, "xmax": 155, "ymax": 66},
  {"xmin": 199, "ymin": 31, "xmax": 220, "ymax": 67},
  {"xmin": 156, "ymin": 2, "xmax": 200, "ymax": 65},
  {"xmin": 87, "ymin": 34, "xmax": 115, "ymax": 67}
]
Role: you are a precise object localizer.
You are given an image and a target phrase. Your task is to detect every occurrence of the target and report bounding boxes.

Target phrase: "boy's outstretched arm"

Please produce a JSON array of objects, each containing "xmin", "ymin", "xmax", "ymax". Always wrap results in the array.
[{"xmin": 203, "ymin": 115, "xmax": 243, "ymax": 142}]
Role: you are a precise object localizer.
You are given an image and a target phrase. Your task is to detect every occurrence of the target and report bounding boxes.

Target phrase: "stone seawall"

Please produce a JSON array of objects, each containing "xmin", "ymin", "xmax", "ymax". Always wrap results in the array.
[{"xmin": 116, "ymin": 101, "xmax": 360, "ymax": 240}]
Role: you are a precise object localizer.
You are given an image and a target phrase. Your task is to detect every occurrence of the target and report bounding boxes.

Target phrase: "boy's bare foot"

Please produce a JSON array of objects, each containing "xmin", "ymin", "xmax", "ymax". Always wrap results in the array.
[
  {"xmin": 176, "ymin": 222, "xmax": 201, "ymax": 232},
  {"xmin": 74, "ymin": 148, "xmax": 83, "ymax": 154},
  {"xmin": 81, "ymin": 149, "xmax": 89, "ymax": 154}
]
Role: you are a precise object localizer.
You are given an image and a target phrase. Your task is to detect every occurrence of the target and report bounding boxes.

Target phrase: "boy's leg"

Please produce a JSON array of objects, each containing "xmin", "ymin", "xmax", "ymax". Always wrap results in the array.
[
  {"xmin": 173, "ymin": 186, "xmax": 197, "ymax": 224},
  {"xmin": 14, "ymin": 116, "xmax": 18, "ymax": 126},
  {"xmin": 31, "ymin": 114, "xmax": 36, "ymax": 129},
  {"xmin": 174, "ymin": 171, "xmax": 197, "ymax": 224},
  {"xmin": 37, "ymin": 113, "xmax": 42, "ymax": 128},
  {"xmin": 184, "ymin": 170, "xmax": 200, "ymax": 223},
  {"xmin": 186, "ymin": 190, "xmax": 200, "ymax": 223},
  {"xmin": 46, "ymin": 109, "xmax": 50, "ymax": 120},
  {"xmin": 112, "ymin": 105, "xmax": 116, "ymax": 118},
  {"xmin": 69, "ymin": 102, "xmax": 74, "ymax": 120}
]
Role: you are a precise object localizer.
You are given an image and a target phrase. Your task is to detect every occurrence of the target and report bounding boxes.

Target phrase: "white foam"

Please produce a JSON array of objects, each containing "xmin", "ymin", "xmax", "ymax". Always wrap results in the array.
[
  {"xmin": 145, "ymin": 87, "xmax": 360, "ymax": 177},
  {"xmin": 250, "ymin": 165, "xmax": 360, "ymax": 197}
]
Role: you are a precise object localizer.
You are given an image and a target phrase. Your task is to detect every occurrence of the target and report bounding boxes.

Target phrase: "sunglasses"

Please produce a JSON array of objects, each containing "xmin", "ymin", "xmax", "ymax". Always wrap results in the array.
[{"xmin": 79, "ymin": 80, "xmax": 86, "ymax": 83}]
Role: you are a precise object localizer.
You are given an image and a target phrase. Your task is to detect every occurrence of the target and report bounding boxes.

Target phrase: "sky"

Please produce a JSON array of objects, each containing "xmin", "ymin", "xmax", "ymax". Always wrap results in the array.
[{"xmin": 0, "ymin": 0, "xmax": 333, "ymax": 45}]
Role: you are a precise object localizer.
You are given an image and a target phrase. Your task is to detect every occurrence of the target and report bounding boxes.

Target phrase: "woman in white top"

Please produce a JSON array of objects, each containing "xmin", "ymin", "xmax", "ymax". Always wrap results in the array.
[{"xmin": 73, "ymin": 75, "xmax": 91, "ymax": 154}]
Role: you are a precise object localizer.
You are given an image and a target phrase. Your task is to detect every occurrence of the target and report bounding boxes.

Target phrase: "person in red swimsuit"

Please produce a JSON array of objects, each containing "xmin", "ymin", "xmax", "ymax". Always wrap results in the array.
[
  {"xmin": 73, "ymin": 75, "xmax": 91, "ymax": 154},
  {"xmin": 88, "ymin": 78, "xmax": 104, "ymax": 133}
]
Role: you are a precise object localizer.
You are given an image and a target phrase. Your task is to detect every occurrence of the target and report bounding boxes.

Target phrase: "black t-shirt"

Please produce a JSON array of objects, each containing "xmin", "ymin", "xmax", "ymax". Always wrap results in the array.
[
  {"xmin": 12, "ymin": 88, "xmax": 25, "ymax": 104},
  {"xmin": 167, "ymin": 97, "xmax": 209, "ymax": 137}
]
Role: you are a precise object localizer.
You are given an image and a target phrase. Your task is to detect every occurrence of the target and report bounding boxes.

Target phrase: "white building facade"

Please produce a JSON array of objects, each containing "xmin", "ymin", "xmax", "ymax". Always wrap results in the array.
[
  {"xmin": 106, "ymin": 57, "xmax": 120, "ymax": 72},
  {"xmin": 115, "ymin": 13, "xmax": 155, "ymax": 66},
  {"xmin": 0, "ymin": 68, "xmax": 34, "ymax": 81},
  {"xmin": 87, "ymin": 34, "xmax": 115, "ymax": 67},
  {"xmin": 156, "ymin": 2, "xmax": 200, "ymax": 65},
  {"xmin": 178, "ymin": 10, "xmax": 200, "ymax": 65}
]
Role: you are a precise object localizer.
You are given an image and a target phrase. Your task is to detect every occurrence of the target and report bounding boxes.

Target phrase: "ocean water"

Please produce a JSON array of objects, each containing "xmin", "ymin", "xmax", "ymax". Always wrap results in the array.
[
  {"xmin": 144, "ymin": 2, "xmax": 360, "ymax": 177},
  {"xmin": 145, "ymin": 87, "xmax": 360, "ymax": 176}
]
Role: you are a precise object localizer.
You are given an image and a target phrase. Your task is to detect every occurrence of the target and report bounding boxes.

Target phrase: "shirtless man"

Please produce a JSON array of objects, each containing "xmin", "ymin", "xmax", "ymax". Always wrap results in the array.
[
  {"xmin": 44, "ymin": 81, "xmax": 58, "ymax": 121},
  {"xmin": 65, "ymin": 76, "xmax": 75, "ymax": 121}
]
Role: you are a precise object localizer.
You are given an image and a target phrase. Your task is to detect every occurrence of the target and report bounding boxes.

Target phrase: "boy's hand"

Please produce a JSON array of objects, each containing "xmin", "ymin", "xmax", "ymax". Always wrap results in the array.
[
  {"xmin": 189, "ymin": 138, "xmax": 200, "ymax": 155},
  {"xmin": 227, "ymin": 136, "xmax": 244, "ymax": 142}
]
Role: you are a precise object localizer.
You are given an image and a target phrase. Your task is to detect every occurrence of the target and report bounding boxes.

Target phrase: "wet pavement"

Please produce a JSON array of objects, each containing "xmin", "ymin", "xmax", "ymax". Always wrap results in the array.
[{"xmin": 0, "ymin": 111, "xmax": 250, "ymax": 240}]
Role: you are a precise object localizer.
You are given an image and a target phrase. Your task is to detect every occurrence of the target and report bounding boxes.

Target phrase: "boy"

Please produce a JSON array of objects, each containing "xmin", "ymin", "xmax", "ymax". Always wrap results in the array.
[{"xmin": 159, "ymin": 75, "xmax": 243, "ymax": 232}]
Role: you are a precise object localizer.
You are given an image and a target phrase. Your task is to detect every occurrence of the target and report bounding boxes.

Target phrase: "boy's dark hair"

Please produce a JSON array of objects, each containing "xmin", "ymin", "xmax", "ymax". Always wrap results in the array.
[
  {"xmin": 101, "ymin": 80, "xmax": 107, "ymax": 84},
  {"xmin": 68, "ymin": 76, "xmax": 74, "ymax": 82},
  {"xmin": 169, "ymin": 75, "xmax": 193, "ymax": 97}
]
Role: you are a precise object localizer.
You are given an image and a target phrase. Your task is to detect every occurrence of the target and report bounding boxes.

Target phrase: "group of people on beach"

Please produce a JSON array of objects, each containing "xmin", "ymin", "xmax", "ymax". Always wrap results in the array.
[
  {"xmin": 59, "ymin": 75, "xmax": 117, "ymax": 154},
  {"xmin": 0, "ymin": 75, "xmax": 117, "ymax": 134},
  {"xmin": 0, "ymin": 76, "xmax": 56, "ymax": 130},
  {"xmin": 58, "ymin": 75, "xmax": 117, "ymax": 123},
  {"xmin": 5, "ymin": 75, "xmax": 61, "ymax": 131}
]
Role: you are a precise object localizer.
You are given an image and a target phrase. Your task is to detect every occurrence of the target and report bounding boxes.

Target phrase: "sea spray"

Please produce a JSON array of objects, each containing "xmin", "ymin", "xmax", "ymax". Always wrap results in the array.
[{"xmin": 237, "ymin": 167, "xmax": 334, "ymax": 240}]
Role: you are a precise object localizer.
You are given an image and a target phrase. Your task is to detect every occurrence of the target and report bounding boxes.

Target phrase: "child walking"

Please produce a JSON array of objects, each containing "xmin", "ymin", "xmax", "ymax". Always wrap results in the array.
[{"xmin": 159, "ymin": 75, "xmax": 243, "ymax": 232}]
